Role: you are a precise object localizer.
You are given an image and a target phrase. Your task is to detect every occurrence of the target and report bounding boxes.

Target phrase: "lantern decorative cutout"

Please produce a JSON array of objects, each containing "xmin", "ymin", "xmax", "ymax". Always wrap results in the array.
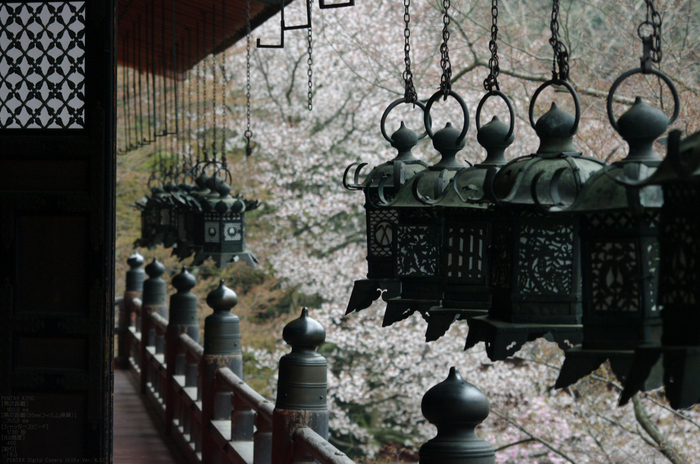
[
  {"xmin": 343, "ymin": 98, "xmax": 429, "ymax": 314},
  {"xmin": 380, "ymin": 90, "xmax": 469, "ymax": 328},
  {"xmin": 465, "ymin": 80, "xmax": 606, "ymax": 361},
  {"xmin": 618, "ymin": 129, "xmax": 700, "ymax": 409},
  {"xmin": 553, "ymin": 65, "xmax": 680, "ymax": 391},
  {"xmin": 189, "ymin": 169, "xmax": 260, "ymax": 268},
  {"xmin": 423, "ymin": 91, "xmax": 515, "ymax": 342}
]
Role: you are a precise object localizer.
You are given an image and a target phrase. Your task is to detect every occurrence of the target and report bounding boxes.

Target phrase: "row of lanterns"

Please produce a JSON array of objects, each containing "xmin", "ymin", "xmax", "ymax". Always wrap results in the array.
[
  {"xmin": 134, "ymin": 159, "xmax": 260, "ymax": 268},
  {"xmin": 344, "ymin": 0, "xmax": 699, "ymax": 410}
]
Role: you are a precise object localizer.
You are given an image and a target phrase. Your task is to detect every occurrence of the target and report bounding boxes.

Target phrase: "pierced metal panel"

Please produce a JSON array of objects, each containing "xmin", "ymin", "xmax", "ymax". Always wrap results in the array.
[
  {"xmin": 445, "ymin": 224, "xmax": 487, "ymax": 282},
  {"xmin": 589, "ymin": 240, "xmax": 640, "ymax": 312},
  {"xmin": 0, "ymin": 2, "xmax": 86, "ymax": 129},
  {"xmin": 395, "ymin": 224, "xmax": 439, "ymax": 276},
  {"xmin": 368, "ymin": 209, "xmax": 397, "ymax": 257},
  {"xmin": 491, "ymin": 220, "xmax": 513, "ymax": 291},
  {"xmin": 516, "ymin": 222, "xmax": 574, "ymax": 295},
  {"xmin": 661, "ymin": 212, "xmax": 699, "ymax": 305}
]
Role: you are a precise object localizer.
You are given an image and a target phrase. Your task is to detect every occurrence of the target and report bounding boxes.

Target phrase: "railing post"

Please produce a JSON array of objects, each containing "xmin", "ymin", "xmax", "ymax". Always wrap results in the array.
[
  {"xmin": 201, "ymin": 279, "xmax": 253, "ymax": 463},
  {"xmin": 271, "ymin": 308, "xmax": 329, "ymax": 464},
  {"xmin": 419, "ymin": 367, "xmax": 495, "ymax": 464},
  {"xmin": 140, "ymin": 258, "xmax": 168, "ymax": 394},
  {"xmin": 117, "ymin": 251, "xmax": 144, "ymax": 369},
  {"xmin": 166, "ymin": 267, "xmax": 200, "ymax": 436}
]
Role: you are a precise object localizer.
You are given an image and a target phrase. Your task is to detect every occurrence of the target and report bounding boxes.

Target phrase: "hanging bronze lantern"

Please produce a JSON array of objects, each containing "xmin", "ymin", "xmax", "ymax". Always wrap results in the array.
[
  {"xmin": 423, "ymin": 92, "xmax": 515, "ymax": 342},
  {"xmin": 189, "ymin": 168, "xmax": 260, "ymax": 268},
  {"xmin": 464, "ymin": 79, "xmax": 607, "ymax": 361},
  {"xmin": 618, "ymin": 129, "xmax": 700, "ymax": 409},
  {"xmin": 554, "ymin": 39, "xmax": 680, "ymax": 391},
  {"xmin": 379, "ymin": 90, "xmax": 470, "ymax": 328},
  {"xmin": 343, "ymin": 98, "xmax": 429, "ymax": 313}
]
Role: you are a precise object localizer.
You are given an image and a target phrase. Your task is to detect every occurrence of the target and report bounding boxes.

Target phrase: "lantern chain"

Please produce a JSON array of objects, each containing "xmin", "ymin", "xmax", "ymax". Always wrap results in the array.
[
  {"xmin": 483, "ymin": 0, "xmax": 499, "ymax": 92},
  {"xmin": 638, "ymin": 0, "xmax": 662, "ymax": 71},
  {"xmin": 245, "ymin": 0, "xmax": 253, "ymax": 156},
  {"xmin": 402, "ymin": 0, "xmax": 417, "ymax": 104},
  {"xmin": 549, "ymin": 0, "xmax": 569, "ymax": 81},
  {"xmin": 439, "ymin": 0, "xmax": 452, "ymax": 98},
  {"xmin": 211, "ymin": 10, "xmax": 218, "ymax": 160},
  {"xmin": 306, "ymin": 0, "xmax": 313, "ymax": 111}
]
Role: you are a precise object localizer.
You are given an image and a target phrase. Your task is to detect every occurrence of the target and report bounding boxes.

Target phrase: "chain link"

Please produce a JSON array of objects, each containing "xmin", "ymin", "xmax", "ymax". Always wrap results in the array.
[
  {"xmin": 638, "ymin": 0, "xmax": 662, "ymax": 65},
  {"xmin": 244, "ymin": 0, "xmax": 253, "ymax": 156},
  {"xmin": 439, "ymin": 0, "xmax": 452, "ymax": 98},
  {"xmin": 307, "ymin": 0, "xmax": 313, "ymax": 111},
  {"xmin": 483, "ymin": 0, "xmax": 499, "ymax": 91},
  {"xmin": 402, "ymin": 0, "xmax": 417, "ymax": 103},
  {"xmin": 549, "ymin": 0, "xmax": 569, "ymax": 81}
]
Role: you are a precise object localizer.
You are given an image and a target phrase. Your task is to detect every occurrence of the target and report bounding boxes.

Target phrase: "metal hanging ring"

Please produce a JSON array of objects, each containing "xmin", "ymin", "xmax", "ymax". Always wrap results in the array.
[
  {"xmin": 528, "ymin": 79, "xmax": 580, "ymax": 135},
  {"xmin": 475, "ymin": 90, "xmax": 515, "ymax": 142},
  {"xmin": 424, "ymin": 89, "xmax": 470, "ymax": 145},
  {"xmin": 606, "ymin": 67, "xmax": 680, "ymax": 134},
  {"xmin": 380, "ymin": 97, "xmax": 431, "ymax": 143}
]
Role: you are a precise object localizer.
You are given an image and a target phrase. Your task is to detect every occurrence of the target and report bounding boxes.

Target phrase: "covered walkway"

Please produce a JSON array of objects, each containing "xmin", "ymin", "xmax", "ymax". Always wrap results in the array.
[{"xmin": 113, "ymin": 368, "xmax": 188, "ymax": 464}]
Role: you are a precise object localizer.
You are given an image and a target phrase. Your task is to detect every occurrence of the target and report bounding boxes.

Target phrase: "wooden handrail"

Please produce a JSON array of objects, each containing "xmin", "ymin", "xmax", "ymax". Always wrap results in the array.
[
  {"xmin": 216, "ymin": 367, "xmax": 274, "ymax": 423},
  {"xmin": 294, "ymin": 427, "xmax": 355, "ymax": 464},
  {"xmin": 116, "ymin": 294, "xmax": 356, "ymax": 464},
  {"xmin": 178, "ymin": 333, "xmax": 204, "ymax": 360}
]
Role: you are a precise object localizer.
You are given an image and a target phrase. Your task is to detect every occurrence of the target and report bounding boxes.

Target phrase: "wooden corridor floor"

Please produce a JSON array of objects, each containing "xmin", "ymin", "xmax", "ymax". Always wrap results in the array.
[{"xmin": 114, "ymin": 368, "xmax": 189, "ymax": 464}]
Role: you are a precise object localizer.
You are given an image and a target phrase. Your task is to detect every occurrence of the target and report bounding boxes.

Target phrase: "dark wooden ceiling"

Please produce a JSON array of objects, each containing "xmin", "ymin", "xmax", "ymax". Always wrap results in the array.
[{"xmin": 117, "ymin": 0, "xmax": 292, "ymax": 75}]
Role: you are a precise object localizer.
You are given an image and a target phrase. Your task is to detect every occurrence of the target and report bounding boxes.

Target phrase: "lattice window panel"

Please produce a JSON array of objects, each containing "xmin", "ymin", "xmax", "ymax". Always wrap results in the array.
[
  {"xmin": 0, "ymin": 2, "xmax": 86, "ymax": 129},
  {"xmin": 516, "ymin": 222, "xmax": 574, "ymax": 295},
  {"xmin": 589, "ymin": 240, "xmax": 640, "ymax": 312},
  {"xmin": 491, "ymin": 221, "xmax": 513, "ymax": 291},
  {"xmin": 445, "ymin": 224, "xmax": 487, "ymax": 282},
  {"xmin": 395, "ymin": 224, "xmax": 439, "ymax": 276},
  {"xmin": 661, "ymin": 212, "xmax": 699, "ymax": 305},
  {"xmin": 368, "ymin": 209, "xmax": 397, "ymax": 257}
]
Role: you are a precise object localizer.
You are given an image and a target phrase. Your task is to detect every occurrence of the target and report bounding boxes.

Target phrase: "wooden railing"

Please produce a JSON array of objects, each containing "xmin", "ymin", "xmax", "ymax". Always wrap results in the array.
[{"xmin": 115, "ymin": 270, "xmax": 355, "ymax": 464}]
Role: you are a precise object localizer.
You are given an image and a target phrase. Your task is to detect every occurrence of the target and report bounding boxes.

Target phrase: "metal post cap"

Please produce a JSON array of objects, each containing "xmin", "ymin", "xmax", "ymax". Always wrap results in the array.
[
  {"xmin": 128, "ymin": 251, "xmax": 145, "ymax": 269},
  {"xmin": 420, "ymin": 367, "xmax": 494, "ymax": 464},
  {"xmin": 126, "ymin": 252, "xmax": 146, "ymax": 292},
  {"xmin": 283, "ymin": 307, "xmax": 326, "ymax": 350},
  {"xmin": 206, "ymin": 279, "xmax": 238, "ymax": 311},
  {"xmin": 204, "ymin": 279, "xmax": 241, "ymax": 355},
  {"xmin": 172, "ymin": 266, "xmax": 197, "ymax": 293},
  {"xmin": 145, "ymin": 258, "xmax": 165, "ymax": 279}
]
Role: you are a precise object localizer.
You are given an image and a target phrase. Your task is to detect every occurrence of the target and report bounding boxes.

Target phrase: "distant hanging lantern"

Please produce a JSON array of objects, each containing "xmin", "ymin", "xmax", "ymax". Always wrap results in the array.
[
  {"xmin": 555, "ymin": 6, "xmax": 680, "ymax": 391},
  {"xmin": 134, "ymin": 174, "xmax": 180, "ymax": 250},
  {"xmin": 343, "ymin": 98, "xmax": 429, "ymax": 313},
  {"xmin": 185, "ymin": 162, "xmax": 260, "ymax": 268},
  {"xmin": 380, "ymin": 90, "xmax": 469, "ymax": 328}
]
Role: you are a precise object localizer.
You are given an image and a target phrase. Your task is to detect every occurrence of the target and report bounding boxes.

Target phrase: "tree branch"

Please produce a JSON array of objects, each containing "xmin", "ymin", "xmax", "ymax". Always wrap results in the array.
[
  {"xmin": 632, "ymin": 394, "xmax": 689, "ymax": 464},
  {"xmin": 491, "ymin": 409, "xmax": 581, "ymax": 464}
]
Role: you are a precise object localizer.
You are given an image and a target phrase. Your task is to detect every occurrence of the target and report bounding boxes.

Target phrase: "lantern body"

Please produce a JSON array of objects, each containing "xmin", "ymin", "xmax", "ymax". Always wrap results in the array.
[
  {"xmin": 465, "ymin": 100, "xmax": 607, "ymax": 360},
  {"xmin": 345, "ymin": 121, "xmax": 428, "ymax": 314}
]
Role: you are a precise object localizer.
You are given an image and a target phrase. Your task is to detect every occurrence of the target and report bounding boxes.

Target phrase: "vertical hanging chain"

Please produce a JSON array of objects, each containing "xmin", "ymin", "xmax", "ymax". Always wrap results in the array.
[
  {"xmin": 306, "ymin": 0, "xmax": 314, "ymax": 111},
  {"xmin": 439, "ymin": 0, "xmax": 452, "ymax": 98},
  {"xmin": 244, "ymin": 0, "xmax": 253, "ymax": 156},
  {"xmin": 638, "ymin": 0, "xmax": 662, "ymax": 71},
  {"xmin": 549, "ymin": 0, "xmax": 569, "ymax": 81},
  {"xmin": 483, "ymin": 0, "xmax": 500, "ymax": 92},
  {"xmin": 211, "ymin": 7, "xmax": 218, "ymax": 160},
  {"xmin": 402, "ymin": 0, "xmax": 417, "ymax": 103},
  {"xmin": 221, "ymin": 0, "xmax": 228, "ymax": 168}
]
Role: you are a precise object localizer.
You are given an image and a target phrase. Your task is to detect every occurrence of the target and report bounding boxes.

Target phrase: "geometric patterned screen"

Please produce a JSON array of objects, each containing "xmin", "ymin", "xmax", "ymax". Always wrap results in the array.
[{"xmin": 0, "ymin": 2, "xmax": 86, "ymax": 129}]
